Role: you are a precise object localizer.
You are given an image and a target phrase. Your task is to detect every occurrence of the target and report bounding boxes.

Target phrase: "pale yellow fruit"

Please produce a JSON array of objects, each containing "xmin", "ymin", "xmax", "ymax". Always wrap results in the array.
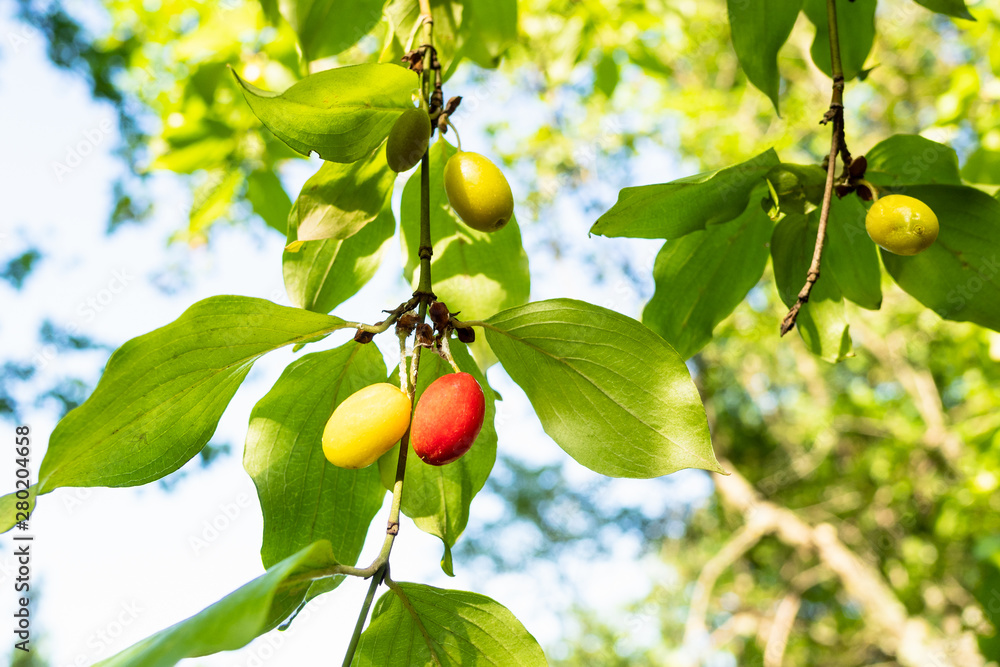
[{"xmin": 322, "ymin": 383, "xmax": 411, "ymax": 469}]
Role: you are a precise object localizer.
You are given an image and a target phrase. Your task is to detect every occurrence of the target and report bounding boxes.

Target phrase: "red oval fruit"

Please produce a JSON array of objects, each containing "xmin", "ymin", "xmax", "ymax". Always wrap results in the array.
[{"xmin": 411, "ymin": 372, "xmax": 486, "ymax": 466}]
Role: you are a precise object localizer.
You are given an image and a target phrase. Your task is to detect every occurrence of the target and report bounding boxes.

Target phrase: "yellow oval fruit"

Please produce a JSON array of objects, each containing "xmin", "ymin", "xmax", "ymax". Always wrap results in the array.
[
  {"xmin": 865, "ymin": 194, "xmax": 939, "ymax": 256},
  {"xmin": 322, "ymin": 383, "xmax": 411, "ymax": 469},
  {"xmin": 386, "ymin": 108, "xmax": 431, "ymax": 173},
  {"xmin": 443, "ymin": 151, "xmax": 514, "ymax": 233}
]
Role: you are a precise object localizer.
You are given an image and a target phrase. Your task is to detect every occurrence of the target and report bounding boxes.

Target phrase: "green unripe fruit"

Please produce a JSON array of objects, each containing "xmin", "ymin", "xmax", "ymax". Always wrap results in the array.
[
  {"xmin": 865, "ymin": 194, "xmax": 939, "ymax": 256},
  {"xmin": 322, "ymin": 383, "xmax": 411, "ymax": 469},
  {"xmin": 386, "ymin": 108, "xmax": 431, "ymax": 173},
  {"xmin": 443, "ymin": 152, "xmax": 514, "ymax": 233}
]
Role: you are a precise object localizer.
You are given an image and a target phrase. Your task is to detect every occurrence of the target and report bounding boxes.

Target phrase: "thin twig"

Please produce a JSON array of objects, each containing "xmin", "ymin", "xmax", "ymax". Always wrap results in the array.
[
  {"xmin": 341, "ymin": 564, "xmax": 387, "ymax": 667},
  {"xmin": 780, "ymin": 0, "xmax": 847, "ymax": 336}
]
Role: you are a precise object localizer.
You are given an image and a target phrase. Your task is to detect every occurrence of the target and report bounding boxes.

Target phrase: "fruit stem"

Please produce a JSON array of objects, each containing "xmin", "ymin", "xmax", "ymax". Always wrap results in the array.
[
  {"xmin": 857, "ymin": 178, "xmax": 880, "ymax": 201},
  {"xmin": 438, "ymin": 332, "xmax": 462, "ymax": 373},
  {"xmin": 341, "ymin": 563, "xmax": 387, "ymax": 667},
  {"xmin": 779, "ymin": 0, "xmax": 845, "ymax": 337},
  {"xmin": 447, "ymin": 119, "xmax": 463, "ymax": 152}
]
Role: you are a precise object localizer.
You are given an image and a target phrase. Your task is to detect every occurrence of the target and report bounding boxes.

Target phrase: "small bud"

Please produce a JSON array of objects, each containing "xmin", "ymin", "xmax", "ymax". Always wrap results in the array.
[
  {"xmin": 354, "ymin": 329, "xmax": 375, "ymax": 344},
  {"xmin": 456, "ymin": 326, "xmax": 476, "ymax": 344},
  {"xmin": 849, "ymin": 155, "xmax": 867, "ymax": 179}
]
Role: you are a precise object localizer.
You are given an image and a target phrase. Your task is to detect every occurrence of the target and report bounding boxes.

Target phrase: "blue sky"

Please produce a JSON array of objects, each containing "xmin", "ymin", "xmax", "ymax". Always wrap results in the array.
[{"xmin": 0, "ymin": 3, "xmax": 716, "ymax": 664}]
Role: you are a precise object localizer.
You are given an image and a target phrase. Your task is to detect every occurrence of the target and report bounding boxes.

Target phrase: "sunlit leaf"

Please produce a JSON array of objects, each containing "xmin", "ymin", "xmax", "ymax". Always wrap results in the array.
[
  {"xmin": 484, "ymin": 299, "xmax": 722, "ymax": 477},
  {"xmin": 727, "ymin": 0, "xmax": 802, "ymax": 114},
  {"xmin": 591, "ymin": 148, "xmax": 780, "ymax": 239},
  {"xmin": 284, "ymin": 203, "xmax": 395, "ymax": 314},
  {"xmin": 643, "ymin": 196, "xmax": 773, "ymax": 359},
  {"xmin": 36, "ymin": 297, "xmax": 346, "ymax": 496},
  {"xmin": 803, "ymin": 0, "xmax": 875, "ymax": 81},
  {"xmin": 912, "ymin": 0, "xmax": 975, "ymax": 20},
  {"xmin": 247, "ymin": 169, "xmax": 292, "ymax": 235},
  {"xmin": 354, "ymin": 582, "xmax": 547, "ymax": 666},
  {"xmin": 865, "ymin": 134, "xmax": 963, "ymax": 188},
  {"xmin": 278, "ymin": 0, "xmax": 385, "ymax": 61},
  {"xmin": 232, "ymin": 64, "xmax": 418, "ymax": 162},
  {"xmin": 245, "ymin": 342, "xmax": 388, "ymax": 572}
]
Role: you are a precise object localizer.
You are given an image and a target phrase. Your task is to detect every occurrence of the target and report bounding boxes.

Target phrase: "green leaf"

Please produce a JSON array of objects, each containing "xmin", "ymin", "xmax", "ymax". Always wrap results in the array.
[
  {"xmin": 247, "ymin": 169, "xmax": 291, "ymax": 235},
  {"xmin": 962, "ymin": 147, "xmax": 1000, "ymax": 185},
  {"xmin": 288, "ymin": 146, "xmax": 396, "ymax": 244},
  {"xmin": 36, "ymin": 297, "xmax": 347, "ymax": 495},
  {"xmin": 591, "ymin": 148, "xmax": 780, "ymax": 239},
  {"xmin": 400, "ymin": 139, "xmax": 530, "ymax": 367},
  {"xmin": 387, "ymin": 0, "xmax": 463, "ymax": 79},
  {"xmin": 727, "ymin": 0, "xmax": 802, "ymax": 114},
  {"xmin": 823, "ymin": 194, "xmax": 883, "ymax": 310},
  {"xmin": 484, "ymin": 299, "xmax": 722, "ymax": 478},
  {"xmin": 96, "ymin": 541, "xmax": 338, "ymax": 667},
  {"xmin": 232, "ymin": 64, "xmax": 419, "ymax": 163},
  {"xmin": 643, "ymin": 196, "xmax": 772, "ymax": 359},
  {"xmin": 245, "ymin": 342, "xmax": 388, "ymax": 573},
  {"xmin": 188, "ymin": 169, "xmax": 241, "ymax": 238},
  {"xmin": 284, "ymin": 203, "xmax": 395, "ymax": 314},
  {"xmin": 912, "ymin": 0, "xmax": 975, "ymax": 20},
  {"xmin": 278, "ymin": 0, "xmax": 385, "ymax": 61},
  {"xmin": 593, "ymin": 51, "xmax": 619, "ymax": 97},
  {"xmin": 865, "ymin": 135, "xmax": 963, "ymax": 188},
  {"xmin": 377, "ymin": 344, "xmax": 496, "ymax": 575},
  {"xmin": 880, "ymin": 186, "xmax": 1000, "ymax": 332},
  {"xmin": 458, "ymin": 0, "xmax": 518, "ymax": 69},
  {"xmin": 771, "ymin": 212, "xmax": 853, "ymax": 362},
  {"xmin": 0, "ymin": 486, "xmax": 36, "ymax": 535},
  {"xmin": 803, "ymin": 0, "xmax": 875, "ymax": 81},
  {"xmin": 354, "ymin": 583, "xmax": 546, "ymax": 666}
]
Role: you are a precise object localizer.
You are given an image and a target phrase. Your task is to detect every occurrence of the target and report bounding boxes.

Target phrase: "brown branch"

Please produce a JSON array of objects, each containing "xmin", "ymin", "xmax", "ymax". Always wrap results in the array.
[
  {"xmin": 711, "ymin": 461, "xmax": 986, "ymax": 667},
  {"xmin": 780, "ymin": 0, "xmax": 849, "ymax": 336}
]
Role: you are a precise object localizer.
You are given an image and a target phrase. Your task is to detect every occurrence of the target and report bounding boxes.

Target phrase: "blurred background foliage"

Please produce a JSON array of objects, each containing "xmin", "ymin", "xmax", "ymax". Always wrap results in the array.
[{"xmin": 5, "ymin": 0, "xmax": 1000, "ymax": 664}]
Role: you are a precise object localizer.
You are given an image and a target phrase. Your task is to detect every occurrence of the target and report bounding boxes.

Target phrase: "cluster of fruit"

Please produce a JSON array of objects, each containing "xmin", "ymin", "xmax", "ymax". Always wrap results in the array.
[
  {"xmin": 322, "ymin": 372, "xmax": 486, "ymax": 469},
  {"xmin": 386, "ymin": 106, "xmax": 514, "ymax": 233}
]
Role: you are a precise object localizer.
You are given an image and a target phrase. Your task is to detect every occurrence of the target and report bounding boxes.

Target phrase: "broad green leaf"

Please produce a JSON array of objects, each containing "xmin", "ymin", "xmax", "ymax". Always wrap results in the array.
[
  {"xmin": 36, "ymin": 297, "xmax": 347, "ymax": 495},
  {"xmin": 400, "ymin": 139, "xmax": 530, "ymax": 367},
  {"xmin": 458, "ymin": 0, "xmax": 518, "ymax": 69},
  {"xmin": 354, "ymin": 583, "xmax": 546, "ymax": 666},
  {"xmin": 232, "ymin": 64, "xmax": 418, "ymax": 163},
  {"xmin": 643, "ymin": 197, "xmax": 772, "ymax": 359},
  {"xmin": 771, "ymin": 212, "xmax": 853, "ymax": 362},
  {"xmin": 284, "ymin": 203, "xmax": 395, "ymax": 314},
  {"xmin": 96, "ymin": 541, "xmax": 338, "ymax": 667},
  {"xmin": 591, "ymin": 148, "xmax": 780, "ymax": 239},
  {"xmin": 278, "ymin": 0, "xmax": 384, "ymax": 61},
  {"xmin": 153, "ymin": 136, "xmax": 236, "ymax": 174},
  {"xmin": 803, "ymin": 0, "xmax": 875, "ymax": 81},
  {"xmin": 823, "ymin": 194, "xmax": 882, "ymax": 310},
  {"xmin": 484, "ymin": 299, "xmax": 722, "ymax": 477},
  {"xmin": 288, "ymin": 146, "xmax": 396, "ymax": 244},
  {"xmin": 727, "ymin": 0, "xmax": 802, "ymax": 114},
  {"xmin": 245, "ymin": 342, "xmax": 388, "ymax": 572},
  {"xmin": 912, "ymin": 0, "xmax": 975, "ymax": 20},
  {"xmin": 962, "ymin": 147, "xmax": 1000, "ymax": 185},
  {"xmin": 247, "ymin": 169, "xmax": 291, "ymax": 235},
  {"xmin": 377, "ymin": 344, "xmax": 496, "ymax": 575},
  {"xmin": 865, "ymin": 135, "xmax": 963, "ymax": 188},
  {"xmin": 880, "ymin": 186, "xmax": 1000, "ymax": 332},
  {"xmin": 386, "ymin": 0, "xmax": 463, "ymax": 78}
]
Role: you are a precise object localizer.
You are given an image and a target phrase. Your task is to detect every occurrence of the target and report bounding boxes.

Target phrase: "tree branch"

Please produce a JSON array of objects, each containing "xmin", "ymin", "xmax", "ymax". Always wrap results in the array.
[
  {"xmin": 711, "ymin": 461, "xmax": 986, "ymax": 667},
  {"xmin": 780, "ymin": 0, "xmax": 848, "ymax": 336}
]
